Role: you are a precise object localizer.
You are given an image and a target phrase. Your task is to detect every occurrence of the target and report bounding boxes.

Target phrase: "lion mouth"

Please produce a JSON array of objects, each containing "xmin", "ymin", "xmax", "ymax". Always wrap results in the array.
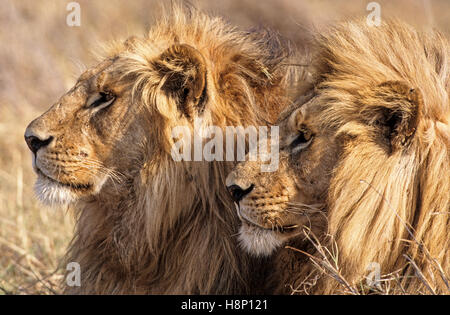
[
  {"xmin": 36, "ymin": 168, "xmax": 93, "ymax": 191},
  {"xmin": 234, "ymin": 202, "xmax": 299, "ymax": 234}
]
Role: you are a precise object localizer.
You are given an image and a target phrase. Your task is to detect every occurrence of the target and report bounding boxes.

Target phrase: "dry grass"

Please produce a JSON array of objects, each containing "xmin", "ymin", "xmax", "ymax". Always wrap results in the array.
[
  {"xmin": 0, "ymin": 0, "xmax": 448, "ymax": 294},
  {"xmin": 287, "ymin": 228, "xmax": 449, "ymax": 295}
]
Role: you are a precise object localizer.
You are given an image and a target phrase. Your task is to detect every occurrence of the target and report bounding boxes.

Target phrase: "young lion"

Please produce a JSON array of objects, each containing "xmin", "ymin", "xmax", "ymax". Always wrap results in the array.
[
  {"xmin": 227, "ymin": 20, "xmax": 449, "ymax": 294},
  {"xmin": 24, "ymin": 5, "xmax": 303, "ymax": 294}
]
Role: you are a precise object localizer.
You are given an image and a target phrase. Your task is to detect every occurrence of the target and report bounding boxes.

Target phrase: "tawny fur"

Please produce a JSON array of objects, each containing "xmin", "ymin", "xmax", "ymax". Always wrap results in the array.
[
  {"xmin": 60, "ymin": 6, "xmax": 302, "ymax": 294},
  {"xmin": 226, "ymin": 19, "xmax": 449, "ymax": 295},
  {"xmin": 295, "ymin": 19, "xmax": 450, "ymax": 294}
]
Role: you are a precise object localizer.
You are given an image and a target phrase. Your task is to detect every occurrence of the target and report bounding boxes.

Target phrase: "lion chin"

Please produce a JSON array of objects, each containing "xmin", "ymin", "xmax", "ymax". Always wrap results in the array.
[
  {"xmin": 34, "ymin": 176, "xmax": 78, "ymax": 205},
  {"xmin": 238, "ymin": 224, "xmax": 282, "ymax": 257},
  {"xmin": 34, "ymin": 173, "xmax": 106, "ymax": 206}
]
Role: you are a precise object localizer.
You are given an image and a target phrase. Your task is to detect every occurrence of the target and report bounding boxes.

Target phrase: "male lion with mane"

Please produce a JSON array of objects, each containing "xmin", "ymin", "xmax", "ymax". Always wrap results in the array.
[
  {"xmin": 227, "ymin": 20, "xmax": 449, "ymax": 294},
  {"xmin": 24, "ymin": 5, "xmax": 301, "ymax": 294}
]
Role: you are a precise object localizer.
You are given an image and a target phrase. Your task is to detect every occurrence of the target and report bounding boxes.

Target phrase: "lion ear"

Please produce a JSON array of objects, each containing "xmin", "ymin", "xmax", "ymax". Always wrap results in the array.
[
  {"xmin": 154, "ymin": 44, "xmax": 207, "ymax": 118},
  {"xmin": 362, "ymin": 80, "xmax": 422, "ymax": 151}
]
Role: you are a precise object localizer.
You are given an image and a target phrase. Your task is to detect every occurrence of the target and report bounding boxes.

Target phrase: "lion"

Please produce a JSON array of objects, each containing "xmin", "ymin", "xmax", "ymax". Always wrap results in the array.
[
  {"xmin": 24, "ymin": 5, "xmax": 302, "ymax": 294},
  {"xmin": 226, "ymin": 20, "xmax": 449, "ymax": 294}
]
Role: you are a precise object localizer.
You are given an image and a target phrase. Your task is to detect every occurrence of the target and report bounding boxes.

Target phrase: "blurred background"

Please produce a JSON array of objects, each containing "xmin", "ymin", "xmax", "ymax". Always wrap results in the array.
[{"xmin": 0, "ymin": 0, "xmax": 449, "ymax": 294}]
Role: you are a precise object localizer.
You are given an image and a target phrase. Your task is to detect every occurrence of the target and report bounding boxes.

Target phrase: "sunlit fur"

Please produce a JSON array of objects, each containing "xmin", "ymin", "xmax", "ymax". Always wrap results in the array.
[
  {"xmin": 227, "ymin": 20, "xmax": 449, "ymax": 294},
  {"xmin": 305, "ymin": 19, "xmax": 450, "ymax": 295},
  {"xmin": 24, "ymin": 5, "xmax": 304, "ymax": 294}
]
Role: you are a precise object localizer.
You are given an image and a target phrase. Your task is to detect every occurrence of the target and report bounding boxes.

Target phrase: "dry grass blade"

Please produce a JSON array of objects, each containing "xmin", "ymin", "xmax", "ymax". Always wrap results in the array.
[
  {"xmin": 403, "ymin": 254, "xmax": 437, "ymax": 295},
  {"xmin": 286, "ymin": 228, "xmax": 360, "ymax": 295}
]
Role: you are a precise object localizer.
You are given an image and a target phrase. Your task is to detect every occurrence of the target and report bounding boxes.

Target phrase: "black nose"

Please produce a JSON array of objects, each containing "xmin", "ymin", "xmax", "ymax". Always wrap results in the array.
[
  {"xmin": 25, "ymin": 135, "xmax": 54, "ymax": 154},
  {"xmin": 227, "ymin": 184, "xmax": 254, "ymax": 203}
]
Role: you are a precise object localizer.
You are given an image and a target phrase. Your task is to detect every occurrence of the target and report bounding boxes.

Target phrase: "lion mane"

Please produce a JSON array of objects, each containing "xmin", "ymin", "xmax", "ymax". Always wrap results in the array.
[
  {"xmin": 63, "ymin": 6, "xmax": 300, "ymax": 294},
  {"xmin": 296, "ymin": 20, "xmax": 449, "ymax": 294}
]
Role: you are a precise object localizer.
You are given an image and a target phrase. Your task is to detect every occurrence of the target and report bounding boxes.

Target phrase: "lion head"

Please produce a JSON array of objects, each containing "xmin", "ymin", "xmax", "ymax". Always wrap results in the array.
[
  {"xmin": 226, "ymin": 94, "xmax": 333, "ymax": 257},
  {"xmin": 24, "ymin": 6, "xmax": 301, "ymax": 294},
  {"xmin": 227, "ymin": 20, "xmax": 449, "ymax": 294},
  {"xmin": 25, "ymin": 27, "xmax": 290, "ymax": 207}
]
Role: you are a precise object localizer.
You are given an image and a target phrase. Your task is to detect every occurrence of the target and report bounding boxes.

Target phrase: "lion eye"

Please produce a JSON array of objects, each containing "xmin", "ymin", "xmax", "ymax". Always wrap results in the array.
[
  {"xmin": 290, "ymin": 129, "xmax": 313, "ymax": 153},
  {"xmin": 88, "ymin": 92, "xmax": 116, "ymax": 110}
]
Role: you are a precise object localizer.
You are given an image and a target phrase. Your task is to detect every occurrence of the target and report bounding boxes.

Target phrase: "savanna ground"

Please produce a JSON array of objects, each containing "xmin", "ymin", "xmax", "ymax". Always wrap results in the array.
[{"xmin": 0, "ymin": 0, "xmax": 449, "ymax": 294}]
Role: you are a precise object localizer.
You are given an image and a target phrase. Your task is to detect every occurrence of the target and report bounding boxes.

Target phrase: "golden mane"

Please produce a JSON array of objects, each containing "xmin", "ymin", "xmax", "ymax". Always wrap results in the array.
[
  {"xmin": 62, "ymin": 5, "xmax": 302, "ymax": 294},
  {"xmin": 304, "ymin": 19, "xmax": 450, "ymax": 294}
]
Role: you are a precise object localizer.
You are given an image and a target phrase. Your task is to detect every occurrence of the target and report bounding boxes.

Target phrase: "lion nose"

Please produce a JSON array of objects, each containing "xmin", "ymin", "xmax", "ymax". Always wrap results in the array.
[
  {"xmin": 24, "ymin": 134, "xmax": 54, "ymax": 154},
  {"xmin": 227, "ymin": 184, "xmax": 254, "ymax": 203}
]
